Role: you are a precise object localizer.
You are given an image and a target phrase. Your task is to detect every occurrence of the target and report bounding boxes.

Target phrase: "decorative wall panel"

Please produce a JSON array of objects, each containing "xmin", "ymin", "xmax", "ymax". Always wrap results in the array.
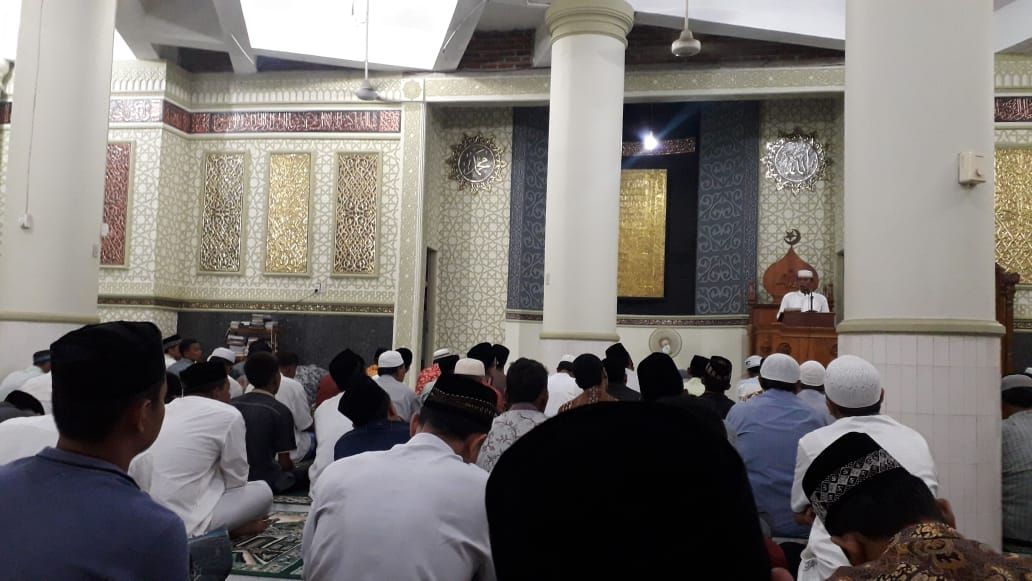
[
  {"xmin": 507, "ymin": 108, "xmax": 548, "ymax": 311},
  {"xmin": 995, "ymin": 148, "xmax": 1032, "ymax": 280},
  {"xmin": 198, "ymin": 152, "xmax": 247, "ymax": 273},
  {"xmin": 191, "ymin": 110, "xmax": 400, "ymax": 134},
  {"xmin": 101, "ymin": 142, "xmax": 132, "ymax": 267},
  {"xmin": 109, "ymin": 98, "xmax": 163, "ymax": 123},
  {"xmin": 97, "ymin": 306, "xmax": 178, "ymax": 336},
  {"xmin": 996, "ymin": 97, "xmax": 1032, "ymax": 122},
  {"xmin": 695, "ymin": 102, "xmax": 760, "ymax": 315},
  {"xmin": 0, "ymin": 102, "xmax": 11, "ymax": 124},
  {"xmin": 334, "ymin": 152, "xmax": 380, "ymax": 275},
  {"xmin": 265, "ymin": 153, "xmax": 312, "ymax": 274},
  {"xmin": 618, "ymin": 169, "xmax": 668, "ymax": 298}
]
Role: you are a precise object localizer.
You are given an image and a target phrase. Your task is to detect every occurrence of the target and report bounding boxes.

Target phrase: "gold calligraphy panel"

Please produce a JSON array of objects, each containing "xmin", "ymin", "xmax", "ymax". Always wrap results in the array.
[
  {"xmin": 265, "ymin": 153, "xmax": 312, "ymax": 274},
  {"xmin": 334, "ymin": 152, "xmax": 380, "ymax": 275},
  {"xmin": 995, "ymin": 148, "xmax": 1032, "ymax": 280},
  {"xmin": 199, "ymin": 152, "xmax": 246, "ymax": 273},
  {"xmin": 619, "ymin": 169, "xmax": 667, "ymax": 298}
]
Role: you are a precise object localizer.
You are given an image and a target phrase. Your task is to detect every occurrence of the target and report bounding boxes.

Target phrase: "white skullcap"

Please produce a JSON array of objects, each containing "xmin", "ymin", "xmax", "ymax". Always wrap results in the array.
[
  {"xmin": 432, "ymin": 348, "xmax": 452, "ymax": 360},
  {"xmin": 1002, "ymin": 374, "xmax": 1032, "ymax": 392},
  {"xmin": 744, "ymin": 355, "xmax": 762, "ymax": 370},
  {"xmin": 1025, "ymin": 367, "xmax": 1032, "ymax": 376},
  {"xmin": 760, "ymin": 353, "xmax": 800, "ymax": 384},
  {"xmin": 799, "ymin": 360, "xmax": 826, "ymax": 387},
  {"xmin": 208, "ymin": 348, "xmax": 236, "ymax": 365},
  {"xmin": 455, "ymin": 358, "xmax": 486, "ymax": 377},
  {"xmin": 378, "ymin": 350, "xmax": 404, "ymax": 368},
  {"xmin": 797, "ymin": 269, "xmax": 814, "ymax": 279},
  {"xmin": 825, "ymin": 355, "xmax": 881, "ymax": 409},
  {"xmin": 560, "ymin": 354, "xmax": 575, "ymax": 363}
]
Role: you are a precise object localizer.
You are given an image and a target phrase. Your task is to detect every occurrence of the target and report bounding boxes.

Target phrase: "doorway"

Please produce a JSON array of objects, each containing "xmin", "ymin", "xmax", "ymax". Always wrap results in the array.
[{"xmin": 420, "ymin": 248, "xmax": 439, "ymax": 369}]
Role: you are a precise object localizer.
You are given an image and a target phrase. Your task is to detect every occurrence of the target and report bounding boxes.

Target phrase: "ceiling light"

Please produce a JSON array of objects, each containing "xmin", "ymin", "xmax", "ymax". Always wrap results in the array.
[{"xmin": 643, "ymin": 131, "xmax": 659, "ymax": 151}]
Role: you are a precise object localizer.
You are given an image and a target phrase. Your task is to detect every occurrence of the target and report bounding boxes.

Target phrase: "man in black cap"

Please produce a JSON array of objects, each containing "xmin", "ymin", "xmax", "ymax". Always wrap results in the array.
[
  {"xmin": 606, "ymin": 342, "xmax": 640, "ymax": 392},
  {"xmin": 603, "ymin": 356, "xmax": 642, "ymax": 401},
  {"xmin": 132, "ymin": 361, "xmax": 273, "ymax": 538},
  {"xmin": 558, "ymin": 354, "xmax": 616, "ymax": 413},
  {"xmin": 0, "ymin": 349, "xmax": 51, "ymax": 399},
  {"xmin": 163, "ymin": 334, "xmax": 181, "ymax": 368},
  {"xmin": 486, "ymin": 402, "xmax": 792, "ymax": 581},
  {"xmin": 698, "ymin": 355, "xmax": 736, "ymax": 419},
  {"xmin": 231, "ymin": 352, "xmax": 299, "ymax": 494},
  {"xmin": 685, "ymin": 354, "xmax": 709, "ymax": 396},
  {"xmin": 304, "ymin": 374, "xmax": 498, "ymax": 580},
  {"xmin": 637, "ymin": 352, "xmax": 685, "ymax": 402},
  {"xmin": 0, "ymin": 390, "xmax": 44, "ymax": 422},
  {"xmin": 310, "ymin": 349, "xmax": 365, "ymax": 487},
  {"xmin": 803, "ymin": 432, "xmax": 1032, "ymax": 579},
  {"xmin": 333, "ymin": 376, "xmax": 409, "ymax": 461},
  {"xmin": 490, "ymin": 344, "xmax": 510, "ymax": 393},
  {"xmin": 468, "ymin": 342, "xmax": 498, "ymax": 384},
  {"xmin": 0, "ymin": 321, "xmax": 188, "ymax": 579}
]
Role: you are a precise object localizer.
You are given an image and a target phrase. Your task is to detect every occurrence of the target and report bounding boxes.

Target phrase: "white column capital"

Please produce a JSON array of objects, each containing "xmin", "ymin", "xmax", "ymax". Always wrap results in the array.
[{"xmin": 545, "ymin": 0, "xmax": 634, "ymax": 47}]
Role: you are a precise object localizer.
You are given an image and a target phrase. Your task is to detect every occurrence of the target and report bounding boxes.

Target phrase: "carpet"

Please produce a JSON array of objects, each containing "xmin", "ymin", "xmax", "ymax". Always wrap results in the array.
[
  {"xmin": 272, "ymin": 494, "xmax": 312, "ymax": 505},
  {"xmin": 231, "ymin": 512, "xmax": 306, "ymax": 579}
]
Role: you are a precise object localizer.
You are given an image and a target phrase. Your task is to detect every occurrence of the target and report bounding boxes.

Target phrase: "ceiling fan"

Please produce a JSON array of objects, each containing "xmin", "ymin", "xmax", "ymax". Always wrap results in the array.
[{"xmin": 355, "ymin": 0, "xmax": 384, "ymax": 101}]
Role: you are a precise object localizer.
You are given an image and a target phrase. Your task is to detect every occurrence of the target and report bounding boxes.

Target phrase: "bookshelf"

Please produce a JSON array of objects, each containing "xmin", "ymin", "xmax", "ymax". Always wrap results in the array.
[{"xmin": 225, "ymin": 314, "xmax": 279, "ymax": 361}]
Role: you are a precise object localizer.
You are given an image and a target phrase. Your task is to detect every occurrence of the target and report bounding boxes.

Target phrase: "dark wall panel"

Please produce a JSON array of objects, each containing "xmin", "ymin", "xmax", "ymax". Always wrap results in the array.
[{"xmin": 1012, "ymin": 332, "xmax": 1032, "ymax": 375}]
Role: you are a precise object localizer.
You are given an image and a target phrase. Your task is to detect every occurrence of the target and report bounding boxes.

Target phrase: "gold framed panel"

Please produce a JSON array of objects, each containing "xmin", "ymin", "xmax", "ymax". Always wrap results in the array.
[
  {"xmin": 264, "ymin": 152, "xmax": 313, "ymax": 275},
  {"xmin": 198, "ymin": 151, "xmax": 248, "ymax": 274},
  {"xmin": 995, "ymin": 148, "xmax": 1032, "ymax": 281},
  {"xmin": 618, "ymin": 169, "xmax": 668, "ymax": 298},
  {"xmin": 100, "ymin": 141, "xmax": 135, "ymax": 269},
  {"xmin": 333, "ymin": 151, "xmax": 381, "ymax": 277}
]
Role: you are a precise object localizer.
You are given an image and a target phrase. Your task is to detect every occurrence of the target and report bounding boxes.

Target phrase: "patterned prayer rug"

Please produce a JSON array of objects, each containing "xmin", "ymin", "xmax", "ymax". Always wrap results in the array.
[
  {"xmin": 271, "ymin": 494, "xmax": 312, "ymax": 505},
  {"xmin": 230, "ymin": 512, "xmax": 306, "ymax": 579}
]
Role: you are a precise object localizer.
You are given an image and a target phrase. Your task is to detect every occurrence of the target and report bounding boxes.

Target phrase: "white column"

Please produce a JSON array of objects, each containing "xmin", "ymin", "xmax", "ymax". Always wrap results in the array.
[
  {"xmin": 540, "ymin": 0, "xmax": 633, "ymax": 363},
  {"xmin": 0, "ymin": 0, "xmax": 116, "ymax": 375},
  {"xmin": 840, "ymin": 0, "xmax": 1001, "ymax": 545}
]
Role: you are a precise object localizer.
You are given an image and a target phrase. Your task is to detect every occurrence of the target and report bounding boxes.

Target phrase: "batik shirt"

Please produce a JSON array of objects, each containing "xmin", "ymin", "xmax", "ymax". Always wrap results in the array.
[
  {"xmin": 829, "ymin": 522, "xmax": 1032, "ymax": 580},
  {"xmin": 416, "ymin": 364, "xmax": 440, "ymax": 395},
  {"xmin": 476, "ymin": 404, "xmax": 547, "ymax": 472}
]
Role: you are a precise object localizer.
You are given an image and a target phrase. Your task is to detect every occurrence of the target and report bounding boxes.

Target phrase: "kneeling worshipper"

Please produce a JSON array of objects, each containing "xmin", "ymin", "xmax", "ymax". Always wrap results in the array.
[
  {"xmin": 309, "ymin": 349, "xmax": 363, "ymax": 487},
  {"xmin": 0, "ymin": 412, "xmax": 57, "ymax": 464},
  {"xmin": 602, "ymin": 356, "xmax": 642, "ymax": 402},
  {"xmin": 637, "ymin": 352, "xmax": 685, "ymax": 402},
  {"xmin": 162, "ymin": 334, "xmax": 181, "ymax": 368},
  {"xmin": 18, "ymin": 361, "xmax": 53, "ymax": 414},
  {"xmin": 374, "ymin": 349, "xmax": 422, "ymax": 421},
  {"xmin": 544, "ymin": 355, "xmax": 580, "ymax": 416},
  {"xmin": 333, "ymin": 375, "xmax": 410, "ymax": 461},
  {"xmin": 738, "ymin": 355, "xmax": 764, "ymax": 401},
  {"xmin": 605, "ymin": 342, "xmax": 640, "ymax": 392},
  {"xmin": 777, "ymin": 269, "xmax": 830, "ymax": 320},
  {"xmin": 791, "ymin": 355, "xmax": 938, "ymax": 581},
  {"xmin": 130, "ymin": 361, "xmax": 273, "ymax": 538},
  {"xmin": 303, "ymin": 374, "xmax": 499, "ymax": 581},
  {"xmin": 168, "ymin": 338, "xmax": 204, "ymax": 377},
  {"xmin": 698, "ymin": 355, "xmax": 736, "ymax": 419},
  {"xmin": 416, "ymin": 348, "xmax": 452, "ymax": 395},
  {"xmin": 803, "ymin": 432, "xmax": 1032, "ymax": 579},
  {"xmin": 796, "ymin": 360, "xmax": 834, "ymax": 424},
  {"xmin": 274, "ymin": 354, "xmax": 315, "ymax": 463},
  {"xmin": 557, "ymin": 354, "xmax": 616, "ymax": 413},
  {"xmin": 0, "ymin": 322, "xmax": 188, "ymax": 579},
  {"xmin": 232, "ymin": 352, "xmax": 300, "ymax": 494},
  {"xmin": 486, "ymin": 402, "xmax": 792, "ymax": 581},
  {"xmin": 0, "ymin": 350, "xmax": 50, "ymax": 399},
  {"xmin": 208, "ymin": 347, "xmax": 245, "ymax": 398},
  {"xmin": 476, "ymin": 358, "xmax": 549, "ymax": 472},
  {"xmin": 684, "ymin": 354, "xmax": 708, "ymax": 396}
]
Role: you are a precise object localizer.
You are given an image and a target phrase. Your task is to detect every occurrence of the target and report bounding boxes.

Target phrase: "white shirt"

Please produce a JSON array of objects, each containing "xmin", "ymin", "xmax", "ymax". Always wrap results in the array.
[
  {"xmin": 374, "ymin": 375, "xmax": 422, "ymax": 422},
  {"xmin": 0, "ymin": 415, "xmax": 58, "ymax": 465},
  {"xmin": 0, "ymin": 367, "xmax": 43, "ymax": 400},
  {"xmin": 626, "ymin": 369, "xmax": 640, "ymax": 393},
  {"xmin": 164, "ymin": 355, "xmax": 176, "ymax": 369},
  {"xmin": 777, "ymin": 290, "xmax": 830, "ymax": 318},
  {"xmin": 129, "ymin": 396, "xmax": 249, "ymax": 537},
  {"xmin": 227, "ymin": 376, "xmax": 244, "ymax": 399},
  {"xmin": 303, "ymin": 432, "xmax": 495, "ymax": 581},
  {"xmin": 792, "ymin": 415, "xmax": 938, "ymax": 581},
  {"xmin": 736, "ymin": 377, "xmax": 762, "ymax": 401},
  {"xmin": 20, "ymin": 373, "xmax": 52, "ymax": 414},
  {"xmin": 276, "ymin": 375, "xmax": 313, "ymax": 462},
  {"xmin": 685, "ymin": 377, "xmax": 705, "ymax": 397},
  {"xmin": 545, "ymin": 373, "xmax": 581, "ymax": 417},
  {"xmin": 796, "ymin": 389, "xmax": 835, "ymax": 425},
  {"xmin": 308, "ymin": 393, "xmax": 354, "ymax": 489}
]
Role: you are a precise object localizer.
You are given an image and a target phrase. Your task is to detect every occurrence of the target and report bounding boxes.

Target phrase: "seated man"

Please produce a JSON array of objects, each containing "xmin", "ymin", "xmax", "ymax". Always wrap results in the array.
[
  {"xmin": 637, "ymin": 352, "xmax": 685, "ymax": 402},
  {"xmin": 1002, "ymin": 374, "xmax": 1032, "ymax": 554},
  {"xmin": 131, "ymin": 361, "xmax": 273, "ymax": 538},
  {"xmin": 477, "ymin": 358, "xmax": 549, "ymax": 472},
  {"xmin": 737, "ymin": 355, "xmax": 763, "ymax": 401},
  {"xmin": 416, "ymin": 348, "xmax": 452, "ymax": 395},
  {"xmin": 374, "ymin": 350, "xmax": 422, "ymax": 422},
  {"xmin": 163, "ymin": 334, "xmax": 181, "ymax": 368},
  {"xmin": 0, "ymin": 321, "xmax": 188, "ymax": 579},
  {"xmin": 803, "ymin": 432, "xmax": 1032, "ymax": 579},
  {"xmin": 207, "ymin": 347, "xmax": 244, "ymax": 398},
  {"xmin": 333, "ymin": 376, "xmax": 410, "ymax": 461},
  {"xmin": 606, "ymin": 343, "xmax": 639, "ymax": 392},
  {"xmin": 0, "ymin": 390, "xmax": 44, "ymax": 422},
  {"xmin": 310, "ymin": 349, "xmax": 362, "ymax": 487},
  {"xmin": 544, "ymin": 356, "xmax": 580, "ymax": 416},
  {"xmin": 558, "ymin": 354, "xmax": 616, "ymax": 413},
  {"xmin": 796, "ymin": 360, "xmax": 834, "ymax": 424},
  {"xmin": 698, "ymin": 355, "xmax": 736, "ymax": 419},
  {"xmin": 603, "ymin": 356, "xmax": 642, "ymax": 402},
  {"xmin": 18, "ymin": 363, "xmax": 53, "ymax": 415},
  {"xmin": 777, "ymin": 269, "xmax": 829, "ymax": 320},
  {"xmin": 231, "ymin": 352, "xmax": 298, "ymax": 494},
  {"xmin": 792, "ymin": 355, "xmax": 937, "ymax": 581},
  {"xmin": 0, "ymin": 349, "xmax": 50, "ymax": 399},
  {"xmin": 168, "ymin": 338, "xmax": 203, "ymax": 377},
  {"xmin": 304, "ymin": 374, "xmax": 498, "ymax": 580},
  {"xmin": 684, "ymin": 355, "xmax": 708, "ymax": 396},
  {"xmin": 276, "ymin": 353, "xmax": 315, "ymax": 463},
  {"xmin": 726, "ymin": 353, "xmax": 825, "ymax": 539}
]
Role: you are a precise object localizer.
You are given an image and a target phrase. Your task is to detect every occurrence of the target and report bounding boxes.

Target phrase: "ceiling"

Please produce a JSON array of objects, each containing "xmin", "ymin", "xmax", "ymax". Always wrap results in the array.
[{"xmin": 1, "ymin": 0, "xmax": 1032, "ymax": 72}]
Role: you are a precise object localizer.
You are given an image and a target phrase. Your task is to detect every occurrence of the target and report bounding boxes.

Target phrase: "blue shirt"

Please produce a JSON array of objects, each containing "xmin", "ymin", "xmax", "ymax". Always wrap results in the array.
[
  {"xmin": 726, "ymin": 389, "xmax": 826, "ymax": 538},
  {"xmin": 0, "ymin": 447, "xmax": 188, "ymax": 580},
  {"xmin": 334, "ymin": 419, "xmax": 410, "ymax": 461}
]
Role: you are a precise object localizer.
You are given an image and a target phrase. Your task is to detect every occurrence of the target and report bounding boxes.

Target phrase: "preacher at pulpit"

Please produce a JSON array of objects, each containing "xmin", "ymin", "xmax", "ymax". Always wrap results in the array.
[{"xmin": 777, "ymin": 270, "xmax": 830, "ymax": 320}]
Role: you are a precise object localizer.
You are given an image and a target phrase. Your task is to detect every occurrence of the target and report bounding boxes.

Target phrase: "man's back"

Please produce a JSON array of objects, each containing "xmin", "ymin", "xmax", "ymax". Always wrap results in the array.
[
  {"xmin": 375, "ymin": 374, "xmax": 421, "ymax": 421},
  {"xmin": 333, "ymin": 419, "xmax": 410, "ymax": 461},
  {"xmin": 304, "ymin": 432, "xmax": 495, "ymax": 580},
  {"xmin": 545, "ymin": 373, "xmax": 580, "ymax": 416},
  {"xmin": 1003, "ymin": 409, "xmax": 1032, "ymax": 549},
  {"xmin": 276, "ymin": 376, "xmax": 314, "ymax": 461},
  {"xmin": 0, "ymin": 367, "xmax": 41, "ymax": 400},
  {"xmin": 726, "ymin": 390, "xmax": 825, "ymax": 537},
  {"xmin": 0, "ymin": 415, "xmax": 58, "ymax": 464},
  {"xmin": 19, "ymin": 373, "xmax": 52, "ymax": 414},
  {"xmin": 309, "ymin": 392, "xmax": 353, "ymax": 487},
  {"xmin": 0, "ymin": 448, "xmax": 188, "ymax": 580},
  {"xmin": 606, "ymin": 382, "xmax": 642, "ymax": 402},
  {"xmin": 232, "ymin": 392, "xmax": 296, "ymax": 484}
]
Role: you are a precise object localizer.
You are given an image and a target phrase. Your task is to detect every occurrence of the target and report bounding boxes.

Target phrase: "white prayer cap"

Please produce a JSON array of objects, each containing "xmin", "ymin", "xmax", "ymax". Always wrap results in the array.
[
  {"xmin": 744, "ymin": 355, "xmax": 762, "ymax": 370},
  {"xmin": 1002, "ymin": 374, "xmax": 1032, "ymax": 392},
  {"xmin": 378, "ymin": 350, "xmax": 404, "ymax": 368},
  {"xmin": 825, "ymin": 355, "xmax": 881, "ymax": 409},
  {"xmin": 560, "ymin": 354, "xmax": 575, "ymax": 363},
  {"xmin": 799, "ymin": 361, "xmax": 826, "ymax": 387},
  {"xmin": 455, "ymin": 358, "xmax": 486, "ymax": 377},
  {"xmin": 432, "ymin": 348, "xmax": 452, "ymax": 360},
  {"xmin": 760, "ymin": 353, "xmax": 800, "ymax": 384},
  {"xmin": 208, "ymin": 348, "xmax": 236, "ymax": 365},
  {"xmin": 1025, "ymin": 367, "xmax": 1032, "ymax": 376},
  {"xmin": 797, "ymin": 269, "xmax": 814, "ymax": 279}
]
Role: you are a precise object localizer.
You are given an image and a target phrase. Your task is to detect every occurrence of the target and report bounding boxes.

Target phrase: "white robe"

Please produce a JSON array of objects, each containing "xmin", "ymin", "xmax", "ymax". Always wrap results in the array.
[
  {"xmin": 0, "ymin": 366, "xmax": 43, "ymax": 400},
  {"xmin": 308, "ymin": 392, "xmax": 354, "ymax": 489},
  {"xmin": 276, "ymin": 376, "xmax": 314, "ymax": 462},
  {"xmin": 0, "ymin": 415, "xmax": 58, "ymax": 464},
  {"xmin": 19, "ymin": 373, "xmax": 53, "ymax": 414},
  {"xmin": 777, "ymin": 291, "xmax": 830, "ymax": 318},
  {"xmin": 544, "ymin": 373, "xmax": 581, "ymax": 417}
]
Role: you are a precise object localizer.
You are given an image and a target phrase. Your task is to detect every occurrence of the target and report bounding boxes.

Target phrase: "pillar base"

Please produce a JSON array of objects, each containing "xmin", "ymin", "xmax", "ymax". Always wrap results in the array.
[
  {"xmin": 539, "ymin": 338, "xmax": 617, "ymax": 371},
  {"xmin": 0, "ymin": 321, "xmax": 81, "ymax": 378}
]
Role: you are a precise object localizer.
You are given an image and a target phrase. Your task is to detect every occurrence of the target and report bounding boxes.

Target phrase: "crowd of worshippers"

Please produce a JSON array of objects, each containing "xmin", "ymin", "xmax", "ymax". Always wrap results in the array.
[{"xmin": 1, "ymin": 323, "xmax": 1032, "ymax": 579}]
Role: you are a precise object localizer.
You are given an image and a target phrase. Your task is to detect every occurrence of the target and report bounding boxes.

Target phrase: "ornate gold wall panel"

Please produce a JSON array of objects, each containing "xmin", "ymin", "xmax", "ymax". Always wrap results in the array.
[
  {"xmin": 995, "ymin": 148, "xmax": 1032, "ymax": 280},
  {"xmin": 265, "ymin": 153, "xmax": 312, "ymax": 274},
  {"xmin": 619, "ymin": 169, "xmax": 668, "ymax": 298},
  {"xmin": 334, "ymin": 152, "xmax": 380, "ymax": 275},
  {"xmin": 199, "ymin": 152, "xmax": 246, "ymax": 273},
  {"xmin": 102, "ymin": 142, "xmax": 132, "ymax": 267}
]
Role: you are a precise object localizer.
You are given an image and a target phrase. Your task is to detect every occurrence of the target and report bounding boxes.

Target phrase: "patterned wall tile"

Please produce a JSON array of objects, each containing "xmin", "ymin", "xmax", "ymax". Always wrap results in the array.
[
  {"xmin": 102, "ymin": 142, "xmax": 132, "ymax": 266},
  {"xmin": 334, "ymin": 152, "xmax": 380, "ymax": 275},
  {"xmin": 393, "ymin": 103, "xmax": 428, "ymax": 351},
  {"xmin": 507, "ymin": 107, "xmax": 548, "ymax": 311},
  {"xmin": 1017, "ymin": 288, "xmax": 1032, "ymax": 320},
  {"xmin": 695, "ymin": 101, "xmax": 759, "ymax": 315},
  {"xmin": 756, "ymin": 98, "xmax": 842, "ymax": 303},
  {"xmin": 995, "ymin": 149, "xmax": 1032, "ymax": 281},
  {"xmin": 97, "ymin": 306, "xmax": 178, "ymax": 336},
  {"xmin": 265, "ymin": 152, "xmax": 312, "ymax": 275}
]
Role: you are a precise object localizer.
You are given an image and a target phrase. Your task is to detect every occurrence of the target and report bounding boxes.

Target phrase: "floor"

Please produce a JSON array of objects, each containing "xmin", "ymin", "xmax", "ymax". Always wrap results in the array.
[{"xmin": 225, "ymin": 500, "xmax": 309, "ymax": 581}]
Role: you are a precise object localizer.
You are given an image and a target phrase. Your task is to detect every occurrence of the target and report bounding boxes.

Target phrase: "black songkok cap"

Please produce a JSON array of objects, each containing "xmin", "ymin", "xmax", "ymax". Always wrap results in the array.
[
  {"xmin": 467, "ymin": 343, "xmax": 496, "ymax": 370},
  {"xmin": 162, "ymin": 334, "xmax": 181, "ymax": 350},
  {"xmin": 423, "ymin": 374, "xmax": 498, "ymax": 432},
  {"xmin": 329, "ymin": 349, "xmax": 364, "ymax": 389},
  {"xmin": 338, "ymin": 376, "xmax": 390, "ymax": 426},
  {"xmin": 51, "ymin": 322, "xmax": 165, "ymax": 401},
  {"xmin": 689, "ymin": 354, "xmax": 710, "ymax": 376},
  {"xmin": 487, "ymin": 402, "xmax": 772, "ymax": 580},
  {"xmin": 181, "ymin": 361, "xmax": 228, "ymax": 393},
  {"xmin": 605, "ymin": 343, "xmax": 631, "ymax": 367},
  {"xmin": 32, "ymin": 350, "xmax": 50, "ymax": 365},
  {"xmin": 802, "ymin": 432, "xmax": 906, "ymax": 522},
  {"xmin": 637, "ymin": 352, "xmax": 684, "ymax": 401},
  {"xmin": 703, "ymin": 356, "xmax": 733, "ymax": 390},
  {"xmin": 572, "ymin": 354, "xmax": 603, "ymax": 389}
]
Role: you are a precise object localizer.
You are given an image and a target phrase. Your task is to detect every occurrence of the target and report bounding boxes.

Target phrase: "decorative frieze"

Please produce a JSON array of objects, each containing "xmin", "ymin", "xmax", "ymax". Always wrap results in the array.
[{"xmin": 101, "ymin": 142, "xmax": 133, "ymax": 267}]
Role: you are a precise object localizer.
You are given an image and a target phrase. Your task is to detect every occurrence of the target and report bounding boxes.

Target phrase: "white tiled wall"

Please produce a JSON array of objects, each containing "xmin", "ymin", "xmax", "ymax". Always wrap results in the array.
[{"xmin": 840, "ymin": 333, "xmax": 1002, "ymax": 548}]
